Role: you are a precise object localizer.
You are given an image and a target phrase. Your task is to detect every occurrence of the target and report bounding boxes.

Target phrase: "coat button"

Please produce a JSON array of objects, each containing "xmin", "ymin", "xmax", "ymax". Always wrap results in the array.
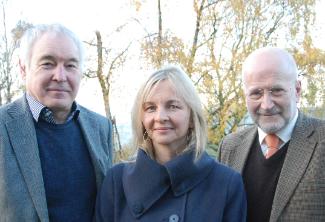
[
  {"xmin": 169, "ymin": 214, "xmax": 179, "ymax": 222},
  {"xmin": 132, "ymin": 203, "xmax": 144, "ymax": 214}
]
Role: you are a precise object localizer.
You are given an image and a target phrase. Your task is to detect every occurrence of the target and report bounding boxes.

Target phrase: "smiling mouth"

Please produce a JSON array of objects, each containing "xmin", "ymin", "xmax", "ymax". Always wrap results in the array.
[
  {"xmin": 48, "ymin": 88, "xmax": 69, "ymax": 92},
  {"xmin": 154, "ymin": 127, "xmax": 173, "ymax": 131}
]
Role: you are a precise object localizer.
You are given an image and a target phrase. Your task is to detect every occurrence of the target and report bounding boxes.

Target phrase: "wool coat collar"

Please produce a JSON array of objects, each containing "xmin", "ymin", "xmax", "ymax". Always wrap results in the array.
[{"xmin": 122, "ymin": 149, "xmax": 215, "ymax": 218}]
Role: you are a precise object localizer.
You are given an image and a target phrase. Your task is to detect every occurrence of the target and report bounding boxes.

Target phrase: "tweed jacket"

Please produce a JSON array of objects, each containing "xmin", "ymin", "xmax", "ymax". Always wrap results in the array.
[
  {"xmin": 0, "ymin": 96, "xmax": 113, "ymax": 222},
  {"xmin": 218, "ymin": 112, "xmax": 325, "ymax": 222},
  {"xmin": 96, "ymin": 149, "xmax": 247, "ymax": 222}
]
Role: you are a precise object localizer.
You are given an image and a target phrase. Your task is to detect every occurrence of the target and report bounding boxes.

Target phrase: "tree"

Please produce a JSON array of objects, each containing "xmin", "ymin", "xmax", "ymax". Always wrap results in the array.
[
  {"xmin": 0, "ymin": 0, "xmax": 31, "ymax": 105},
  {"xmin": 136, "ymin": 0, "xmax": 323, "ymax": 154},
  {"xmin": 293, "ymin": 35, "xmax": 325, "ymax": 118},
  {"xmin": 84, "ymin": 30, "xmax": 131, "ymax": 162}
]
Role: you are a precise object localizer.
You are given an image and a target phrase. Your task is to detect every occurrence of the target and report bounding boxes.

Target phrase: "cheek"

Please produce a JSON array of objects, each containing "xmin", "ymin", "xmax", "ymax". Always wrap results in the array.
[
  {"xmin": 69, "ymin": 74, "xmax": 82, "ymax": 89},
  {"xmin": 277, "ymin": 96, "xmax": 291, "ymax": 107},
  {"xmin": 177, "ymin": 114, "xmax": 191, "ymax": 128},
  {"xmin": 26, "ymin": 75, "xmax": 42, "ymax": 90},
  {"xmin": 141, "ymin": 114, "xmax": 152, "ymax": 130},
  {"xmin": 27, "ymin": 70, "xmax": 49, "ymax": 83},
  {"xmin": 284, "ymin": 98, "xmax": 297, "ymax": 111},
  {"xmin": 246, "ymin": 100, "xmax": 257, "ymax": 112}
]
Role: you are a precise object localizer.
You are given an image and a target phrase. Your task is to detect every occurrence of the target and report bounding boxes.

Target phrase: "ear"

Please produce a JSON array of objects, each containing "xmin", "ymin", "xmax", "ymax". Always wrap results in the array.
[
  {"xmin": 19, "ymin": 59, "xmax": 27, "ymax": 80},
  {"xmin": 295, "ymin": 80, "xmax": 302, "ymax": 103}
]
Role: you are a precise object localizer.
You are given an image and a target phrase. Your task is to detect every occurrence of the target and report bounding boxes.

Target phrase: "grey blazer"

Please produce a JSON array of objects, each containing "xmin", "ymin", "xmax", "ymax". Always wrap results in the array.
[
  {"xmin": 0, "ymin": 96, "xmax": 113, "ymax": 222},
  {"xmin": 218, "ymin": 112, "xmax": 325, "ymax": 222}
]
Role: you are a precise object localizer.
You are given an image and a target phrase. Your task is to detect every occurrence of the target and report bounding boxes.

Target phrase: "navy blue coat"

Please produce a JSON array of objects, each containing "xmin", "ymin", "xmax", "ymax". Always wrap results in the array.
[{"xmin": 96, "ymin": 149, "xmax": 246, "ymax": 222}]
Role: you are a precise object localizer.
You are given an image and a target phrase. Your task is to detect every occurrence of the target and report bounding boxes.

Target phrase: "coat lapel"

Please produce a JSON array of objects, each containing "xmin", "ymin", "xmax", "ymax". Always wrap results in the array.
[
  {"xmin": 270, "ymin": 113, "xmax": 316, "ymax": 221},
  {"xmin": 232, "ymin": 127, "xmax": 257, "ymax": 173},
  {"xmin": 78, "ymin": 109, "xmax": 108, "ymax": 190},
  {"xmin": 5, "ymin": 98, "xmax": 49, "ymax": 221}
]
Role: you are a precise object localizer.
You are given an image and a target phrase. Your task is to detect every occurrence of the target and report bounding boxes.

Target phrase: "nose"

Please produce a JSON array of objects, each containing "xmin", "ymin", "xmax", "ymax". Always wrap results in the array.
[
  {"xmin": 155, "ymin": 107, "xmax": 168, "ymax": 122},
  {"xmin": 260, "ymin": 91, "xmax": 274, "ymax": 110},
  {"xmin": 52, "ymin": 65, "xmax": 67, "ymax": 82}
]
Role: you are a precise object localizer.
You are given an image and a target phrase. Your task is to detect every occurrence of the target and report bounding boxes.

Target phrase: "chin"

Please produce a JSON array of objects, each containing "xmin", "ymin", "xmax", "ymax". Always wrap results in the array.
[
  {"xmin": 153, "ymin": 139, "xmax": 172, "ymax": 145},
  {"xmin": 47, "ymin": 101, "xmax": 71, "ymax": 110},
  {"xmin": 258, "ymin": 122, "xmax": 285, "ymax": 134}
]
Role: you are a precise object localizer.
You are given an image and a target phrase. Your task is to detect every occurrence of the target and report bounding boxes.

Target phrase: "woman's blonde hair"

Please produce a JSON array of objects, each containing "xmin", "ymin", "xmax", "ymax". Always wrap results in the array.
[{"xmin": 131, "ymin": 65, "xmax": 207, "ymax": 160}]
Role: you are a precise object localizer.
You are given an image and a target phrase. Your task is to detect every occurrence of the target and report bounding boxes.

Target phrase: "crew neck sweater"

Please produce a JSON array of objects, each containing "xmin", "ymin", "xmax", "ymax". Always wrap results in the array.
[{"xmin": 35, "ymin": 119, "xmax": 96, "ymax": 222}]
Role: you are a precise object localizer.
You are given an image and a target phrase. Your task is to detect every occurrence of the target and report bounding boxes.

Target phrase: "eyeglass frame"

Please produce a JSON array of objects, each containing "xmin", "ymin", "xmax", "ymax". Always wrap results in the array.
[{"xmin": 245, "ymin": 86, "xmax": 290, "ymax": 101}]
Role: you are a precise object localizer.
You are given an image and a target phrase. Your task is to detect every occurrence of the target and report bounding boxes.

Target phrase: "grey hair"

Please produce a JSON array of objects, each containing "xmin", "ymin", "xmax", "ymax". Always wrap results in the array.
[
  {"xmin": 131, "ymin": 65, "xmax": 207, "ymax": 160},
  {"xmin": 19, "ymin": 23, "xmax": 85, "ymax": 72}
]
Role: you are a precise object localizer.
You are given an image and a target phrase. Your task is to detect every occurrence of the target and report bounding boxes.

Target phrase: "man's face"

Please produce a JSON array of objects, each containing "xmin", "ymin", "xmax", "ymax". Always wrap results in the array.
[
  {"xmin": 243, "ymin": 53, "xmax": 301, "ymax": 133},
  {"xmin": 20, "ymin": 32, "xmax": 82, "ymax": 114}
]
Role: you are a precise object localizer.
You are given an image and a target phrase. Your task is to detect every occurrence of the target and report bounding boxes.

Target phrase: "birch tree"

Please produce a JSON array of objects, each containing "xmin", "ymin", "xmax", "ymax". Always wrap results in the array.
[{"xmin": 136, "ymin": 0, "xmax": 324, "ymax": 152}]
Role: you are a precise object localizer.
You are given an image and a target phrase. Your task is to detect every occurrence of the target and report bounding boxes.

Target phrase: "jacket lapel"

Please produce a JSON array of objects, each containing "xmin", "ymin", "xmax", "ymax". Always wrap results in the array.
[
  {"xmin": 78, "ymin": 109, "xmax": 108, "ymax": 190},
  {"xmin": 270, "ymin": 113, "xmax": 316, "ymax": 221},
  {"xmin": 232, "ymin": 127, "xmax": 257, "ymax": 173},
  {"xmin": 5, "ymin": 97, "xmax": 49, "ymax": 221}
]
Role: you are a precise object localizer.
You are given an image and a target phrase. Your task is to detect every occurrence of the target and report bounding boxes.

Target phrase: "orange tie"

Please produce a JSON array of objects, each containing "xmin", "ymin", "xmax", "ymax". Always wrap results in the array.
[{"xmin": 265, "ymin": 134, "xmax": 280, "ymax": 159}]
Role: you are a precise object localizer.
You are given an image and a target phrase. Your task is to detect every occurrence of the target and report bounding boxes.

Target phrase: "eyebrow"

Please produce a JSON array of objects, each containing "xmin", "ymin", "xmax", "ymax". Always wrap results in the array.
[
  {"xmin": 143, "ymin": 101, "xmax": 154, "ymax": 106},
  {"xmin": 166, "ymin": 99, "xmax": 182, "ymax": 104},
  {"xmin": 248, "ymin": 84, "xmax": 285, "ymax": 91},
  {"xmin": 38, "ymin": 55, "xmax": 79, "ymax": 64},
  {"xmin": 143, "ymin": 99, "xmax": 182, "ymax": 107}
]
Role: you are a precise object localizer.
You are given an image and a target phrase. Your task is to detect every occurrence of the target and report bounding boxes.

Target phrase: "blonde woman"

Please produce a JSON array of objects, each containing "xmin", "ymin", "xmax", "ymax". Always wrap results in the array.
[{"xmin": 96, "ymin": 65, "xmax": 246, "ymax": 222}]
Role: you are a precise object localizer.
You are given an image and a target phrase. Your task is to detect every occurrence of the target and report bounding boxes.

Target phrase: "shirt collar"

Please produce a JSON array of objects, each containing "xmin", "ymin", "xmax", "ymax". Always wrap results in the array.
[
  {"xmin": 258, "ymin": 109, "xmax": 299, "ymax": 145},
  {"xmin": 25, "ymin": 93, "xmax": 80, "ymax": 123}
]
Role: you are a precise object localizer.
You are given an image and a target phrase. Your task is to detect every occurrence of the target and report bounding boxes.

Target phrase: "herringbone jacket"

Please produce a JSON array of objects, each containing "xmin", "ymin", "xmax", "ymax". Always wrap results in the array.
[{"xmin": 218, "ymin": 112, "xmax": 325, "ymax": 222}]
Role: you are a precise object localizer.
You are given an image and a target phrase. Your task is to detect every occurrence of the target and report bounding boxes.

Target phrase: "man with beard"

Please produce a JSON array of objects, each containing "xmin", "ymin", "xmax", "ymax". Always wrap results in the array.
[{"xmin": 218, "ymin": 47, "xmax": 325, "ymax": 222}]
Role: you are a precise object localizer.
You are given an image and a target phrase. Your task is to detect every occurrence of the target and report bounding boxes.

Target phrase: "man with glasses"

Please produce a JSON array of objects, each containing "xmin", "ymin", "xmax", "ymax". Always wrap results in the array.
[{"xmin": 218, "ymin": 47, "xmax": 325, "ymax": 222}]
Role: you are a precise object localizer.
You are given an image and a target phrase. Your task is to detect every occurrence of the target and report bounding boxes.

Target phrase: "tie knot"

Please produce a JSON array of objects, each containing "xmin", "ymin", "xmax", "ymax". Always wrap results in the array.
[{"xmin": 265, "ymin": 134, "xmax": 280, "ymax": 149}]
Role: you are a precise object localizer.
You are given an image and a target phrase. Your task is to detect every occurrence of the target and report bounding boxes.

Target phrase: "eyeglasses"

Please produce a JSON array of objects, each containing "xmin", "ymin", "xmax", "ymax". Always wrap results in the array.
[{"xmin": 246, "ymin": 87, "xmax": 288, "ymax": 100}]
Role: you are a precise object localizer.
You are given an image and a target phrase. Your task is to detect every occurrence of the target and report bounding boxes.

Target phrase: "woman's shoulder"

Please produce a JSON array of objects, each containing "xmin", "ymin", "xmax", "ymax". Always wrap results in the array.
[
  {"xmin": 214, "ymin": 160, "xmax": 239, "ymax": 173},
  {"xmin": 208, "ymin": 157, "xmax": 242, "ymax": 183},
  {"xmin": 106, "ymin": 161, "xmax": 136, "ymax": 178},
  {"xmin": 201, "ymin": 152, "xmax": 239, "ymax": 175},
  {"xmin": 104, "ymin": 162, "xmax": 135, "ymax": 183}
]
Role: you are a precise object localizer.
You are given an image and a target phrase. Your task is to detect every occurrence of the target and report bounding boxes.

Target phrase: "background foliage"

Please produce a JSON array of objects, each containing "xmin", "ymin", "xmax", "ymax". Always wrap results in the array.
[{"xmin": 1, "ymin": 0, "xmax": 325, "ymax": 161}]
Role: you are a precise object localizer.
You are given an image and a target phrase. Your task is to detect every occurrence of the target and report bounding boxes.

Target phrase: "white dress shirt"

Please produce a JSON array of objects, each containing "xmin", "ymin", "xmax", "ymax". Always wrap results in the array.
[{"xmin": 258, "ymin": 110, "xmax": 299, "ymax": 155}]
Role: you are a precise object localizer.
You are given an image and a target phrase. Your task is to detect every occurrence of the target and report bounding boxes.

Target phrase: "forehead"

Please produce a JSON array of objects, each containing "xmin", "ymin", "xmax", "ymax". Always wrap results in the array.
[
  {"xmin": 31, "ymin": 32, "xmax": 79, "ymax": 62},
  {"xmin": 145, "ymin": 79, "xmax": 182, "ymax": 102},
  {"xmin": 243, "ymin": 52, "xmax": 294, "ymax": 89}
]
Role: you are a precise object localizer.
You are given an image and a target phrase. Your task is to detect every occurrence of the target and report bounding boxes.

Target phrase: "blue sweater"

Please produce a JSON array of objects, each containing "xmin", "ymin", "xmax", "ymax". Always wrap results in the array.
[{"xmin": 35, "ymin": 119, "xmax": 96, "ymax": 222}]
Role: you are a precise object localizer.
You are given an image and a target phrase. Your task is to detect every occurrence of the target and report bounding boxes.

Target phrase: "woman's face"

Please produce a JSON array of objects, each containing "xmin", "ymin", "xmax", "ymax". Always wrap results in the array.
[{"xmin": 142, "ymin": 80, "xmax": 192, "ymax": 156}]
